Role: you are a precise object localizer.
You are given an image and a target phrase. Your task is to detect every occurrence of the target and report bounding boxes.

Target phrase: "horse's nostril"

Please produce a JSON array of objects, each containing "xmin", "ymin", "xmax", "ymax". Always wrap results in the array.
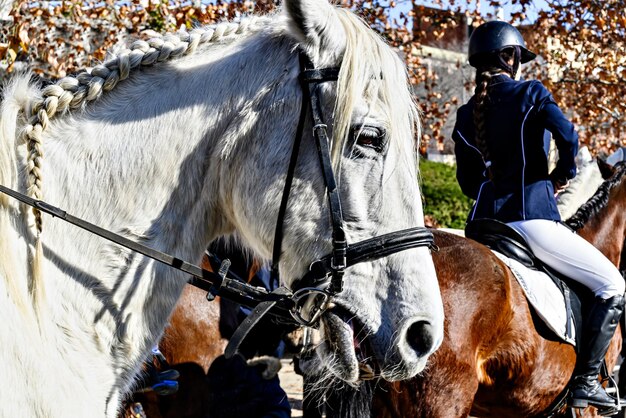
[{"xmin": 406, "ymin": 320, "xmax": 435, "ymax": 356}]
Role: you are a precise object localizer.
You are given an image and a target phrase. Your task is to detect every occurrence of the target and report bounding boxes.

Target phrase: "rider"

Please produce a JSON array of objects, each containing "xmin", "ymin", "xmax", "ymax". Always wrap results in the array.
[{"xmin": 452, "ymin": 20, "xmax": 625, "ymax": 412}]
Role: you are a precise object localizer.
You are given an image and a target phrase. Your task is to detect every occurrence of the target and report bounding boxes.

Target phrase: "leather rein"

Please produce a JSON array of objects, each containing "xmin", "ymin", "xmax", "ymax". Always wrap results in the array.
[{"xmin": 0, "ymin": 51, "xmax": 436, "ymax": 358}]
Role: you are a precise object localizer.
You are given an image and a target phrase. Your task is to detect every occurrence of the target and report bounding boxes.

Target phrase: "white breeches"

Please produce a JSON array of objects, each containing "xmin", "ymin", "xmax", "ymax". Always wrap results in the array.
[{"xmin": 508, "ymin": 219, "xmax": 625, "ymax": 299}]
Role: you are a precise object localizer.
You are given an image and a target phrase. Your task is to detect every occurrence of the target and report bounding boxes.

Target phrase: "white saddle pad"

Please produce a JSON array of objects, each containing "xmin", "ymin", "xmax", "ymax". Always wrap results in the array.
[{"xmin": 492, "ymin": 251, "xmax": 576, "ymax": 346}]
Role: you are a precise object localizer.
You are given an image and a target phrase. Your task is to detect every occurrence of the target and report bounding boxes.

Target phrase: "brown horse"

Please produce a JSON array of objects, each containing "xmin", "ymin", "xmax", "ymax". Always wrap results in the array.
[
  {"xmin": 371, "ymin": 161, "xmax": 626, "ymax": 418},
  {"xmin": 126, "ymin": 162, "xmax": 626, "ymax": 418}
]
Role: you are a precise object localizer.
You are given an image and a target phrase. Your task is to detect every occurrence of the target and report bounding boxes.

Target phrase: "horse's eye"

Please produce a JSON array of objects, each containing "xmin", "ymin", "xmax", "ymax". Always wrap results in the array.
[{"xmin": 354, "ymin": 126, "xmax": 386, "ymax": 153}]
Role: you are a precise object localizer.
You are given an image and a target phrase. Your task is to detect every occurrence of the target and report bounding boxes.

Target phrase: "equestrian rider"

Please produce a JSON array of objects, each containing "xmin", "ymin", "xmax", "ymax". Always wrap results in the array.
[{"xmin": 452, "ymin": 20, "xmax": 625, "ymax": 412}]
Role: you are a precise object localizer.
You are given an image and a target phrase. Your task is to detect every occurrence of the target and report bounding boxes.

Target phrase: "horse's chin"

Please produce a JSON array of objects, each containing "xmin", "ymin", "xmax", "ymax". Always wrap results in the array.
[
  {"xmin": 316, "ymin": 309, "xmax": 377, "ymax": 383},
  {"xmin": 319, "ymin": 311, "xmax": 359, "ymax": 382}
]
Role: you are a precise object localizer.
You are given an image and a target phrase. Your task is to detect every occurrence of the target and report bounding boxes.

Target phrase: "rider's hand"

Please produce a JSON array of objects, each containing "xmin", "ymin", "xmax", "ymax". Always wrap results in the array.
[{"xmin": 552, "ymin": 178, "xmax": 570, "ymax": 197}]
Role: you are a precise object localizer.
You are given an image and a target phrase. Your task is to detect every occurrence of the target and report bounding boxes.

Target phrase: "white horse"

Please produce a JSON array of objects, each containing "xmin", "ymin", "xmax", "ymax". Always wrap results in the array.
[
  {"xmin": 556, "ymin": 148, "xmax": 604, "ymax": 220},
  {"xmin": 0, "ymin": 0, "xmax": 443, "ymax": 416}
]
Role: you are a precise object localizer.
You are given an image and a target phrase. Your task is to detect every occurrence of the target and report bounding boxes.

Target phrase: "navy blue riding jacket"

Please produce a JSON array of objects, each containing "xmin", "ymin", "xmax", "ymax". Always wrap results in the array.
[{"xmin": 452, "ymin": 75, "xmax": 579, "ymax": 223}]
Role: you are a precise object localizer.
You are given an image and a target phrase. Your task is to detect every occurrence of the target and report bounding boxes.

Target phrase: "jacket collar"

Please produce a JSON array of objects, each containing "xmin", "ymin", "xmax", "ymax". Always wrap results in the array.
[{"xmin": 490, "ymin": 73, "xmax": 516, "ymax": 85}]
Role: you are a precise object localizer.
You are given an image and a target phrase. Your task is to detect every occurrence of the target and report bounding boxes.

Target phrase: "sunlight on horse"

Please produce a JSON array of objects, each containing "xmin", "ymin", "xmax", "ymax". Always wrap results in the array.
[
  {"xmin": 0, "ymin": 0, "xmax": 443, "ymax": 416},
  {"xmin": 557, "ymin": 158, "xmax": 604, "ymax": 220},
  {"xmin": 371, "ymin": 161, "xmax": 626, "ymax": 418}
]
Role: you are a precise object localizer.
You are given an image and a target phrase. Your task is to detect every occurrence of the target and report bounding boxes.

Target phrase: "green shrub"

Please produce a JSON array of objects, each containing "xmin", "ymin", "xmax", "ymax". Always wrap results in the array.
[{"xmin": 419, "ymin": 159, "xmax": 473, "ymax": 229}]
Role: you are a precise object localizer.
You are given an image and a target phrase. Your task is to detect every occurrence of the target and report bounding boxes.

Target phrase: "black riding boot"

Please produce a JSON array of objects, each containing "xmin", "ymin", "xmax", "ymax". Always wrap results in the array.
[{"xmin": 570, "ymin": 294, "xmax": 625, "ymax": 411}]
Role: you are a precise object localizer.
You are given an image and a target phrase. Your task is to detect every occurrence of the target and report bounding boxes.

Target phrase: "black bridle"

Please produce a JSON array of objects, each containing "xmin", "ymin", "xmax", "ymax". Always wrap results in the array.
[
  {"xmin": 264, "ymin": 52, "xmax": 437, "ymax": 329},
  {"xmin": 0, "ymin": 51, "xmax": 436, "ymax": 358}
]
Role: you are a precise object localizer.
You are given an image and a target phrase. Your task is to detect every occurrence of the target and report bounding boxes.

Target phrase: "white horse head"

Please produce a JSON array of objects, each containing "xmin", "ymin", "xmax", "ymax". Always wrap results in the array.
[{"xmin": 0, "ymin": 0, "xmax": 443, "ymax": 415}]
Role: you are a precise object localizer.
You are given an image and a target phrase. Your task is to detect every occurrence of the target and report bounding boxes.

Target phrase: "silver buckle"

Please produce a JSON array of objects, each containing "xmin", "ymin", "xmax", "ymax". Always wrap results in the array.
[{"xmin": 290, "ymin": 287, "xmax": 332, "ymax": 327}]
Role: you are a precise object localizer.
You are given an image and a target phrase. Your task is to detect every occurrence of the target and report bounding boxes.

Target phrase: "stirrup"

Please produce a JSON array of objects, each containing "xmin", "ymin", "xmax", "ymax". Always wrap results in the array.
[
  {"xmin": 570, "ymin": 396, "xmax": 616, "ymax": 410},
  {"xmin": 570, "ymin": 360, "xmax": 621, "ymax": 412},
  {"xmin": 596, "ymin": 403, "xmax": 622, "ymax": 417},
  {"xmin": 569, "ymin": 386, "xmax": 620, "ymax": 412}
]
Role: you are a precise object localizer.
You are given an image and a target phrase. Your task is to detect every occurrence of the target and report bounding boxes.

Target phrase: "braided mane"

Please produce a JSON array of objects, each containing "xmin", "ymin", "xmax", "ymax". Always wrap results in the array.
[
  {"xmin": 22, "ymin": 17, "xmax": 269, "ymax": 235},
  {"xmin": 35, "ymin": 17, "xmax": 269, "ymax": 117},
  {"xmin": 1, "ymin": 16, "xmax": 269, "ymax": 309},
  {"xmin": 565, "ymin": 161, "xmax": 626, "ymax": 231}
]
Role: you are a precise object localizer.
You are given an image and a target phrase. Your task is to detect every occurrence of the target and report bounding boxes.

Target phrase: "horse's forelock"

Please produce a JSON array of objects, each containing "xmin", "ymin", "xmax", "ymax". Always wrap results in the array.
[{"xmin": 332, "ymin": 10, "xmax": 420, "ymax": 173}]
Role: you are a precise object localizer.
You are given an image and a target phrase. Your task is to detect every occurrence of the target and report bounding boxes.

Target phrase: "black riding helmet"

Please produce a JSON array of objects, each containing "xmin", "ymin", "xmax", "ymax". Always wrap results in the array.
[{"xmin": 468, "ymin": 21, "xmax": 536, "ymax": 68}]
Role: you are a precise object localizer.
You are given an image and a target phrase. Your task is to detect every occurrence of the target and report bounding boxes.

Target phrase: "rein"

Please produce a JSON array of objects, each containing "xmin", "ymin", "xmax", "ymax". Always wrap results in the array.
[
  {"xmin": 0, "ymin": 183, "xmax": 295, "ymax": 319},
  {"xmin": 0, "ymin": 50, "xmax": 437, "ymax": 358}
]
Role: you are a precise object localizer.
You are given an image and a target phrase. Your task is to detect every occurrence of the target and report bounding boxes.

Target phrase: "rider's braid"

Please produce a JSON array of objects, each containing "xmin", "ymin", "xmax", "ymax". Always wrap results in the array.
[
  {"xmin": 472, "ymin": 69, "xmax": 495, "ymax": 179},
  {"xmin": 23, "ymin": 16, "xmax": 266, "ymax": 233},
  {"xmin": 473, "ymin": 48, "xmax": 517, "ymax": 181}
]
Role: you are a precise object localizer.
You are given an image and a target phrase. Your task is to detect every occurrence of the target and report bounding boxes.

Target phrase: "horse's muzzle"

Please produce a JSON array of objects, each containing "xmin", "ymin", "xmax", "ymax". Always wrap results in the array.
[{"xmin": 380, "ymin": 316, "xmax": 443, "ymax": 381}]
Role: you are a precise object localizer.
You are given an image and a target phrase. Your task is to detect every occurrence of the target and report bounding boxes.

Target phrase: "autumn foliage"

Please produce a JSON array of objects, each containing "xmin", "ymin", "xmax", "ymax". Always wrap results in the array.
[
  {"xmin": 525, "ymin": 0, "xmax": 626, "ymax": 155},
  {"xmin": 1, "ymin": 0, "xmax": 624, "ymax": 155}
]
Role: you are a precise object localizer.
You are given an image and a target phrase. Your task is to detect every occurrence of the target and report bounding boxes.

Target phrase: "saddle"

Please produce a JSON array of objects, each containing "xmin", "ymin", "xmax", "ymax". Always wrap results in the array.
[{"xmin": 465, "ymin": 219, "xmax": 586, "ymax": 348}]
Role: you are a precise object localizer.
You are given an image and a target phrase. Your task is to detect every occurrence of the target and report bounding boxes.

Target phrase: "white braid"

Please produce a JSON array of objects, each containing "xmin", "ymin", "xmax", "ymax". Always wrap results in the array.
[
  {"xmin": 17, "ymin": 16, "xmax": 270, "ymax": 308},
  {"xmin": 23, "ymin": 16, "xmax": 270, "ymax": 235}
]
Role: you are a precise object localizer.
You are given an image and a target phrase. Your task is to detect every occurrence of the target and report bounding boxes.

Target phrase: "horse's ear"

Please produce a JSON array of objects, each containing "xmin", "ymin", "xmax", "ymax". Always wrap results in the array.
[
  {"xmin": 597, "ymin": 158, "xmax": 616, "ymax": 180},
  {"xmin": 283, "ymin": 0, "xmax": 346, "ymax": 65}
]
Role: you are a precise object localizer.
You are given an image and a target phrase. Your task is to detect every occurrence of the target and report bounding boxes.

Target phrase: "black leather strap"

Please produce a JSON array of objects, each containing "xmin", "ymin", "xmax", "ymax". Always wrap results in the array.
[
  {"xmin": 224, "ymin": 287, "xmax": 293, "ymax": 359},
  {"xmin": 299, "ymin": 52, "xmax": 340, "ymax": 83},
  {"xmin": 270, "ymin": 52, "xmax": 345, "ymax": 294},
  {"xmin": 301, "ymin": 56, "xmax": 346, "ymax": 294},
  {"xmin": 0, "ymin": 183, "xmax": 300, "ymax": 325},
  {"xmin": 300, "ymin": 68, "xmax": 341, "ymax": 84},
  {"xmin": 298, "ymin": 227, "xmax": 435, "ymax": 289},
  {"xmin": 0, "ymin": 183, "xmax": 225, "ymax": 287},
  {"xmin": 270, "ymin": 54, "xmax": 312, "ymax": 280}
]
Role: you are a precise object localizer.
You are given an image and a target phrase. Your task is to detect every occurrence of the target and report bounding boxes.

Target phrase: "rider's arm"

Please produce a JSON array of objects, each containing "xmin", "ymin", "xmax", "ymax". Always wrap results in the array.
[{"xmin": 534, "ymin": 82, "xmax": 579, "ymax": 184}]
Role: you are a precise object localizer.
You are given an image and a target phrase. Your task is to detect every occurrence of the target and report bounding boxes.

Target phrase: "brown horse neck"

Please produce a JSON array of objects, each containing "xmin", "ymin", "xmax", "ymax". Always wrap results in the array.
[{"xmin": 577, "ymin": 182, "xmax": 626, "ymax": 267}]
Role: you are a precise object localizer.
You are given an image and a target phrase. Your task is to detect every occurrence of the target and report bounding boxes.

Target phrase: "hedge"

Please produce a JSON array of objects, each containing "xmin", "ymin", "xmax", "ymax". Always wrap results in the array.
[{"xmin": 420, "ymin": 159, "xmax": 473, "ymax": 229}]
